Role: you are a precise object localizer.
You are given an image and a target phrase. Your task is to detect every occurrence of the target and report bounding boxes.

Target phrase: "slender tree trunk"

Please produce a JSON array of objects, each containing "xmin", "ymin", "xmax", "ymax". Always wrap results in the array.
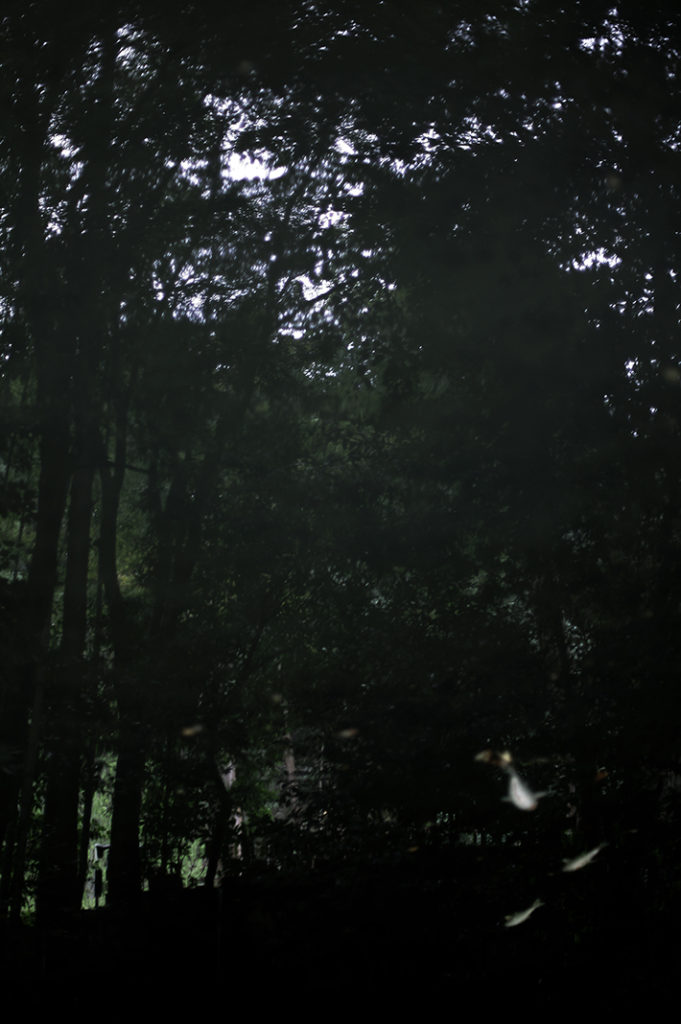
[
  {"xmin": 8, "ymin": 660, "xmax": 47, "ymax": 922},
  {"xmin": 98, "ymin": 396, "xmax": 147, "ymax": 906},
  {"xmin": 78, "ymin": 742, "xmax": 98, "ymax": 899},
  {"xmin": 37, "ymin": 459, "xmax": 95, "ymax": 921},
  {"xmin": 8, "ymin": 125, "xmax": 72, "ymax": 918},
  {"xmin": 107, "ymin": 703, "xmax": 145, "ymax": 907},
  {"xmin": 36, "ymin": 16, "xmax": 117, "ymax": 920}
]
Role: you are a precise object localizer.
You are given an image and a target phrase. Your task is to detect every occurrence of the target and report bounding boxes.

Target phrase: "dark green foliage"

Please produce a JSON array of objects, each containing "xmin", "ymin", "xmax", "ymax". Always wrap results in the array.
[{"xmin": 0, "ymin": 7, "xmax": 680, "ymax": 1000}]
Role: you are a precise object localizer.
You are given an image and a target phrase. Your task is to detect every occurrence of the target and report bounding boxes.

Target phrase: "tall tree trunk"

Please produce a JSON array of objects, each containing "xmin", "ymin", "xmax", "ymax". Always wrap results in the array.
[
  {"xmin": 36, "ymin": 15, "xmax": 117, "ymax": 921},
  {"xmin": 107, "ymin": 686, "xmax": 145, "ymax": 907},
  {"xmin": 6, "ymin": 72, "xmax": 73, "ymax": 920},
  {"xmin": 98, "ymin": 371, "xmax": 145, "ymax": 906},
  {"xmin": 37, "ymin": 458, "xmax": 95, "ymax": 921}
]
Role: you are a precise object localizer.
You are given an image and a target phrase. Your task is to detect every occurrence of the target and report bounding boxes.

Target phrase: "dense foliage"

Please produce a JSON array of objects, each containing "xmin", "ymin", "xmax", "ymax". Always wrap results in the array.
[{"xmin": 1, "ymin": 3, "xmax": 680, "ymax": 971}]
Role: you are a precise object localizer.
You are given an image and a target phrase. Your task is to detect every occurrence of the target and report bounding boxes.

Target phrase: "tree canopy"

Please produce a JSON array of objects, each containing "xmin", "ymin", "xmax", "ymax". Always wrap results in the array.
[{"xmin": 1, "ymin": 4, "xmax": 680, "ymax": 1000}]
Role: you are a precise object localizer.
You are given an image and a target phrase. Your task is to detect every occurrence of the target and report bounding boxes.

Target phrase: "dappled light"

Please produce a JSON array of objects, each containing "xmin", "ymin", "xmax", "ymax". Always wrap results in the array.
[{"xmin": 1, "ymin": 0, "xmax": 680, "ymax": 1013}]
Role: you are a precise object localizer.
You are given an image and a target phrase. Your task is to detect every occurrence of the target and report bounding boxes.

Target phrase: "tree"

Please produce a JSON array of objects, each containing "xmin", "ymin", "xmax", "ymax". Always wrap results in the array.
[{"xmin": 2, "ymin": 0, "xmax": 681, "ymax": 926}]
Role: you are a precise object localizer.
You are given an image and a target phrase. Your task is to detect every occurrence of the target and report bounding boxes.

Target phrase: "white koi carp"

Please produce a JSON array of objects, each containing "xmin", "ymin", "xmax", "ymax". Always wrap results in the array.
[
  {"xmin": 504, "ymin": 766, "xmax": 547, "ymax": 811},
  {"xmin": 562, "ymin": 843, "xmax": 607, "ymax": 872},
  {"xmin": 475, "ymin": 749, "xmax": 547, "ymax": 810},
  {"xmin": 504, "ymin": 898, "xmax": 544, "ymax": 928}
]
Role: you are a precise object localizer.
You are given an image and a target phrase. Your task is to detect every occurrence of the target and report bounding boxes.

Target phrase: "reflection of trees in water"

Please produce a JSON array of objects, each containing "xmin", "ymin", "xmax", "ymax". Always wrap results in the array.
[{"xmin": 0, "ymin": 1, "xmax": 680, "ymax": 926}]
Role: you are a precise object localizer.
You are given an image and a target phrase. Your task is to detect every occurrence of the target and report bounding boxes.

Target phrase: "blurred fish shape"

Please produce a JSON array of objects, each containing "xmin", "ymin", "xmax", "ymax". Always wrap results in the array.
[
  {"xmin": 474, "ymin": 748, "xmax": 512, "ymax": 768},
  {"xmin": 504, "ymin": 898, "xmax": 544, "ymax": 928},
  {"xmin": 475, "ymin": 749, "xmax": 547, "ymax": 810},
  {"xmin": 562, "ymin": 843, "xmax": 607, "ymax": 873},
  {"xmin": 504, "ymin": 765, "xmax": 546, "ymax": 811}
]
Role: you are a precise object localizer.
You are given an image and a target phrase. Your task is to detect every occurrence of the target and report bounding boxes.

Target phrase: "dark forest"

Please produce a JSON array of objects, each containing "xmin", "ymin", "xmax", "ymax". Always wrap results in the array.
[{"xmin": 1, "ymin": 0, "xmax": 680, "ymax": 1012}]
